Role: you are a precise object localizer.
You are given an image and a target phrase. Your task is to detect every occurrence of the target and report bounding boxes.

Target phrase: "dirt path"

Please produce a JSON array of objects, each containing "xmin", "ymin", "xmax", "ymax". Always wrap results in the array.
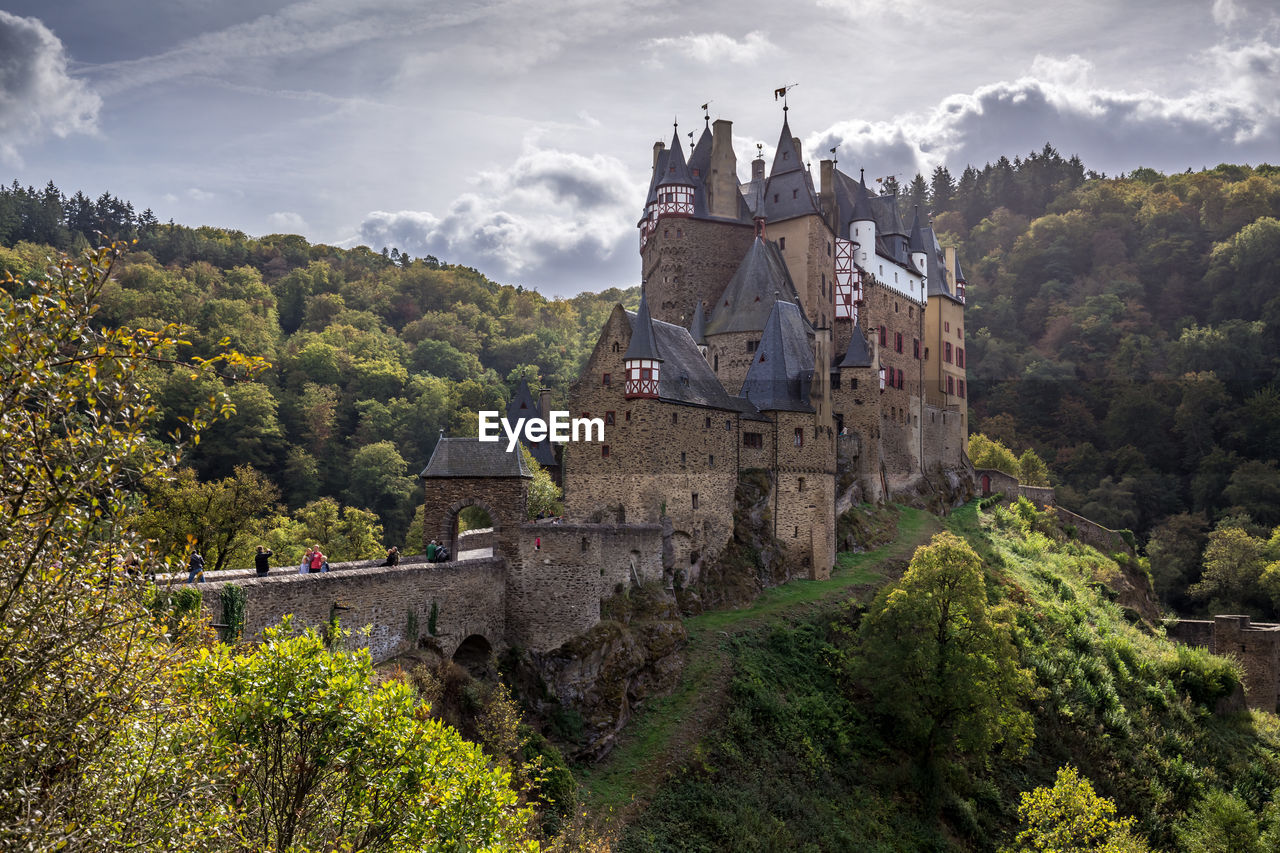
[{"xmin": 581, "ymin": 507, "xmax": 944, "ymax": 825}]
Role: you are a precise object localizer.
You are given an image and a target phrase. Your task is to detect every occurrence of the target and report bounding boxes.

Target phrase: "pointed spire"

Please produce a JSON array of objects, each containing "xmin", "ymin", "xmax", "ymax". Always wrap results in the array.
[
  {"xmin": 740, "ymin": 301, "xmax": 816, "ymax": 413},
  {"xmin": 851, "ymin": 169, "xmax": 875, "ymax": 222},
  {"xmin": 657, "ymin": 124, "xmax": 693, "ymax": 188},
  {"xmin": 625, "ymin": 287, "xmax": 662, "ymax": 361},
  {"xmin": 706, "ymin": 237, "xmax": 802, "ymax": 336},
  {"xmin": 882, "ymin": 193, "xmax": 906, "ymax": 236},
  {"xmin": 689, "ymin": 300, "xmax": 707, "ymax": 345},
  {"xmin": 954, "ymin": 254, "xmax": 967, "ymax": 284},
  {"xmin": 769, "ymin": 115, "xmax": 803, "ymax": 178},
  {"xmin": 839, "ymin": 323, "xmax": 873, "ymax": 368},
  {"xmin": 909, "ymin": 205, "xmax": 927, "ymax": 253}
]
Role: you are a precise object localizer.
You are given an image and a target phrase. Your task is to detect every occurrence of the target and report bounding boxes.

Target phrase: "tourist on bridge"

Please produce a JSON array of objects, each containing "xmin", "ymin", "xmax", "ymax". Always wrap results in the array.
[
  {"xmin": 426, "ymin": 539, "xmax": 438, "ymax": 562},
  {"xmin": 186, "ymin": 551, "xmax": 204, "ymax": 584},
  {"xmin": 255, "ymin": 545, "xmax": 273, "ymax": 576},
  {"xmin": 383, "ymin": 546, "xmax": 400, "ymax": 566},
  {"xmin": 300, "ymin": 547, "xmax": 312, "ymax": 574}
]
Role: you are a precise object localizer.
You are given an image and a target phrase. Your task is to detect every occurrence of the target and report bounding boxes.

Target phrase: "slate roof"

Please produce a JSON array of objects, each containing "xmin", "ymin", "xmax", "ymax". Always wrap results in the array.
[
  {"xmin": 924, "ymin": 226, "xmax": 961, "ymax": 301},
  {"xmin": 688, "ymin": 123, "xmax": 712, "ymax": 180},
  {"xmin": 839, "ymin": 323, "xmax": 874, "ymax": 368},
  {"xmin": 909, "ymin": 206, "xmax": 927, "ymax": 254},
  {"xmin": 624, "ymin": 309, "xmax": 755, "ymax": 413},
  {"xmin": 656, "ymin": 128, "xmax": 694, "ymax": 188},
  {"xmin": 756, "ymin": 115, "xmax": 821, "ymax": 222},
  {"xmin": 643, "ymin": 147, "xmax": 669, "ymax": 210},
  {"xmin": 705, "ymin": 236, "xmax": 802, "ymax": 337},
  {"xmin": 689, "ymin": 300, "xmax": 707, "ymax": 345},
  {"xmin": 624, "ymin": 289, "xmax": 662, "ymax": 361},
  {"xmin": 954, "ymin": 254, "xmax": 967, "ymax": 284},
  {"xmin": 420, "ymin": 437, "xmax": 532, "ymax": 479},
  {"xmin": 740, "ymin": 300, "xmax": 816, "ymax": 413},
  {"xmin": 769, "ymin": 116, "xmax": 803, "ymax": 178},
  {"xmin": 505, "ymin": 379, "xmax": 557, "ymax": 467}
]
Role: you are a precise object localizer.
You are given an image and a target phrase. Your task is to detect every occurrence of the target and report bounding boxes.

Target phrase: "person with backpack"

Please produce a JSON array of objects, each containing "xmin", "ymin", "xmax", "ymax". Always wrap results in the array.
[
  {"xmin": 187, "ymin": 551, "xmax": 205, "ymax": 584},
  {"xmin": 426, "ymin": 539, "xmax": 438, "ymax": 563},
  {"xmin": 383, "ymin": 546, "xmax": 400, "ymax": 567}
]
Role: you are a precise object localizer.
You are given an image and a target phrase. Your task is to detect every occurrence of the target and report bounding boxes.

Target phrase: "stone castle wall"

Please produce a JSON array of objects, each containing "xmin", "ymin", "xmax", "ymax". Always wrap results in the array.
[
  {"xmin": 1166, "ymin": 615, "xmax": 1280, "ymax": 712},
  {"xmin": 196, "ymin": 559, "xmax": 507, "ymax": 662},
  {"xmin": 642, "ymin": 217, "xmax": 755, "ymax": 328},
  {"xmin": 770, "ymin": 409, "xmax": 836, "ymax": 579}
]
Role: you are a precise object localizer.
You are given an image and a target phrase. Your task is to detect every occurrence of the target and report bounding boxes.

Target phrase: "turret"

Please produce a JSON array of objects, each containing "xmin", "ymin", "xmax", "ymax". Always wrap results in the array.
[
  {"xmin": 909, "ymin": 205, "xmax": 928, "ymax": 277},
  {"xmin": 654, "ymin": 124, "xmax": 695, "ymax": 219},
  {"xmin": 689, "ymin": 300, "xmax": 708, "ymax": 359},
  {"xmin": 851, "ymin": 170, "xmax": 876, "ymax": 269},
  {"xmin": 624, "ymin": 288, "xmax": 662, "ymax": 399},
  {"xmin": 954, "ymin": 253, "xmax": 967, "ymax": 303}
]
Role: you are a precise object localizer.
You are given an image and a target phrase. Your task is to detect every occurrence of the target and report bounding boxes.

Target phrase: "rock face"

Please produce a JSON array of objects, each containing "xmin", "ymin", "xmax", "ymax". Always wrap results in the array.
[
  {"xmin": 676, "ymin": 468, "xmax": 787, "ymax": 614},
  {"xmin": 509, "ymin": 584, "xmax": 686, "ymax": 760}
]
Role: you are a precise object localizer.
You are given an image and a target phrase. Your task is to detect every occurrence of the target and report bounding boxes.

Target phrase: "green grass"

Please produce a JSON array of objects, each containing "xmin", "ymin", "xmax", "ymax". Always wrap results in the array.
[{"xmin": 580, "ymin": 504, "xmax": 940, "ymax": 815}]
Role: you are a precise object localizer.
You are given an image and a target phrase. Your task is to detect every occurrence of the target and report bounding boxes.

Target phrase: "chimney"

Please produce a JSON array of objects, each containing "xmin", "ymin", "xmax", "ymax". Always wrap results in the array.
[
  {"xmin": 793, "ymin": 137, "xmax": 802, "ymax": 165},
  {"xmin": 708, "ymin": 119, "xmax": 738, "ymax": 219},
  {"xmin": 538, "ymin": 388, "xmax": 553, "ymax": 422},
  {"xmin": 652, "ymin": 140, "xmax": 665, "ymax": 172},
  {"xmin": 752, "ymin": 157, "xmax": 765, "ymax": 180}
]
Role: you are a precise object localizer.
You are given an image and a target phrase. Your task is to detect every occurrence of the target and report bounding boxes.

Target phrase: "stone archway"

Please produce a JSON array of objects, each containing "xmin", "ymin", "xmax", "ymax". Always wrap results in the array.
[
  {"xmin": 441, "ymin": 497, "xmax": 499, "ymax": 562},
  {"xmin": 452, "ymin": 633, "xmax": 493, "ymax": 677}
]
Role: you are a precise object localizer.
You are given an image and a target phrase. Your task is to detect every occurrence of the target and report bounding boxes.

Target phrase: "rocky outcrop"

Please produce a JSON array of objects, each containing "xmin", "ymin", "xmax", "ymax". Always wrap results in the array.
[
  {"xmin": 676, "ymin": 468, "xmax": 787, "ymax": 614},
  {"xmin": 507, "ymin": 583, "xmax": 686, "ymax": 761}
]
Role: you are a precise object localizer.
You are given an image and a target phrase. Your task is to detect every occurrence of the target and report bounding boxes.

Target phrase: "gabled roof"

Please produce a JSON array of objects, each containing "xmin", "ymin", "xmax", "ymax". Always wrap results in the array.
[
  {"xmin": 740, "ymin": 300, "xmax": 816, "ymax": 413},
  {"xmin": 623, "ymin": 309, "xmax": 756, "ymax": 413},
  {"xmin": 689, "ymin": 300, "xmax": 707, "ymax": 345},
  {"xmin": 923, "ymin": 226, "xmax": 956, "ymax": 300},
  {"xmin": 705, "ymin": 237, "xmax": 802, "ymax": 337},
  {"xmin": 656, "ymin": 127, "xmax": 694, "ymax": 188},
  {"xmin": 761, "ymin": 167, "xmax": 821, "ymax": 222},
  {"xmin": 624, "ymin": 289, "xmax": 661, "ymax": 360},
  {"xmin": 839, "ymin": 323, "xmax": 873, "ymax": 368},
  {"xmin": 876, "ymin": 193, "xmax": 906, "ymax": 236},
  {"xmin": 420, "ymin": 437, "xmax": 532, "ymax": 479},
  {"xmin": 505, "ymin": 379, "xmax": 557, "ymax": 467}
]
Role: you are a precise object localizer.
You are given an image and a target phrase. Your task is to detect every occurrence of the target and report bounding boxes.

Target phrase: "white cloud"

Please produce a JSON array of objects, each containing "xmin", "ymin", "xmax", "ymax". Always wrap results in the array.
[
  {"xmin": 810, "ymin": 38, "xmax": 1280, "ymax": 180},
  {"xmin": 267, "ymin": 211, "xmax": 308, "ymax": 232},
  {"xmin": 646, "ymin": 31, "xmax": 773, "ymax": 65},
  {"xmin": 1212, "ymin": 0, "xmax": 1240, "ymax": 27},
  {"xmin": 359, "ymin": 144, "xmax": 643, "ymax": 292},
  {"xmin": 0, "ymin": 11, "xmax": 100, "ymax": 163},
  {"xmin": 187, "ymin": 187, "xmax": 215, "ymax": 201}
]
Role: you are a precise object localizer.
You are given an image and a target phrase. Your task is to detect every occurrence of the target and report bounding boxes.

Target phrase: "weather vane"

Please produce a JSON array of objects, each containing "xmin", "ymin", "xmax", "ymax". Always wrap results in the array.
[
  {"xmin": 773, "ymin": 83, "xmax": 798, "ymax": 111},
  {"xmin": 700, "ymin": 101, "xmax": 712, "ymax": 124}
]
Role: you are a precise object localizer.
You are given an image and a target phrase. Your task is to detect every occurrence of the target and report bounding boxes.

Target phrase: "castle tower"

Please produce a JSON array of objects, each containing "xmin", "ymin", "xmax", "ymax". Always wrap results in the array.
[
  {"xmin": 952, "ymin": 250, "xmax": 967, "ymax": 303},
  {"xmin": 640, "ymin": 119, "xmax": 756, "ymax": 328},
  {"xmin": 850, "ymin": 170, "xmax": 876, "ymax": 269},
  {"xmin": 908, "ymin": 206, "xmax": 928, "ymax": 278},
  {"xmin": 624, "ymin": 288, "xmax": 662, "ymax": 398}
]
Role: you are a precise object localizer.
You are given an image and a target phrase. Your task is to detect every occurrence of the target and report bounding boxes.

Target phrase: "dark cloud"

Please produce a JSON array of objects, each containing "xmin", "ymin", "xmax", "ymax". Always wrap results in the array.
[{"xmin": 0, "ymin": 11, "xmax": 100, "ymax": 162}]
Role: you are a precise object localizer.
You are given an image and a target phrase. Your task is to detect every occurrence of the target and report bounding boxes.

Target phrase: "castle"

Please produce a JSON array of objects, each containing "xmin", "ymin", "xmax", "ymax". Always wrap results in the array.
[{"xmin": 562, "ymin": 107, "xmax": 972, "ymax": 581}]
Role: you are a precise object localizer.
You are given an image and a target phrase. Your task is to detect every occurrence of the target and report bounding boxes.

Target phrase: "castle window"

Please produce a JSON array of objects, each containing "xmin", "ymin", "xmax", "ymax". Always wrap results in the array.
[
  {"xmin": 895, "ymin": 301, "xmax": 899, "ymax": 312},
  {"xmin": 744, "ymin": 432, "xmax": 763, "ymax": 449},
  {"xmin": 957, "ymin": 348, "xmax": 965, "ymax": 368},
  {"xmin": 947, "ymin": 376, "xmax": 955, "ymax": 395},
  {"xmin": 958, "ymin": 380, "xmax": 966, "ymax": 398},
  {"xmin": 681, "ymin": 451, "xmax": 686, "ymax": 464},
  {"xmin": 836, "ymin": 413, "xmax": 844, "ymax": 433},
  {"xmin": 894, "ymin": 272, "xmax": 898, "ymax": 283},
  {"xmin": 709, "ymin": 454, "xmax": 715, "ymax": 467},
  {"xmin": 603, "ymin": 372, "xmax": 611, "ymax": 386},
  {"xmin": 664, "ymin": 229, "xmax": 669, "ymax": 238},
  {"xmin": 793, "ymin": 189, "xmax": 798, "ymax": 199},
  {"xmin": 945, "ymin": 342, "xmax": 952, "ymax": 363},
  {"xmin": 605, "ymin": 411, "xmax": 615, "ymax": 425},
  {"xmin": 677, "ymin": 228, "xmax": 683, "ymax": 237},
  {"xmin": 779, "ymin": 237, "xmax": 786, "ymax": 250},
  {"xmin": 612, "ymin": 342, "xmax": 620, "ymax": 352},
  {"xmin": 831, "ymin": 372, "xmax": 841, "ymax": 390},
  {"xmin": 945, "ymin": 321, "xmax": 950, "ymax": 333},
  {"xmin": 705, "ymin": 416, "xmax": 711, "ymax": 428},
  {"xmin": 827, "ymin": 242, "xmax": 832, "ymax": 256},
  {"xmin": 625, "ymin": 410, "xmax": 631, "ymax": 421},
  {"xmin": 672, "ymin": 412, "xmax": 678, "ymax": 425},
  {"xmin": 582, "ymin": 537, "xmax": 589, "ymax": 552},
  {"xmin": 798, "ymin": 477, "xmax": 805, "ymax": 491},
  {"xmin": 794, "ymin": 525, "xmax": 799, "ymax": 538},
  {"xmin": 879, "ymin": 326, "xmax": 886, "ymax": 346},
  {"xmin": 913, "ymin": 338, "xmax": 920, "ymax": 359},
  {"xmin": 794, "ymin": 428, "xmax": 804, "ymax": 447},
  {"xmin": 909, "ymin": 306, "xmax": 914, "ymax": 318},
  {"xmin": 773, "ymin": 194, "xmax": 779, "ymax": 203},
  {"xmin": 924, "ymin": 347, "xmax": 929, "ymax": 360},
  {"xmin": 852, "ymin": 378, "xmax": 858, "ymax": 389},
  {"xmin": 898, "ymin": 368, "xmax": 904, "ymax": 389},
  {"xmin": 725, "ymin": 419, "xmax": 732, "ymax": 431},
  {"xmin": 747, "ymin": 340, "xmax": 758, "ymax": 353},
  {"xmin": 895, "ymin": 332, "xmax": 903, "ymax": 353},
  {"xmin": 714, "ymin": 354, "xmax": 720, "ymax": 371},
  {"xmin": 692, "ymin": 493, "xmax": 699, "ymax": 509},
  {"xmin": 602, "ymin": 444, "xmax": 610, "ymax": 457}
]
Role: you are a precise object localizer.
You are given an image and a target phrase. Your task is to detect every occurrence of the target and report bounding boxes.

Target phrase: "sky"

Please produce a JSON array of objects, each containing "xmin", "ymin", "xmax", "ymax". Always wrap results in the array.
[{"xmin": 1, "ymin": 0, "xmax": 1277, "ymax": 297}]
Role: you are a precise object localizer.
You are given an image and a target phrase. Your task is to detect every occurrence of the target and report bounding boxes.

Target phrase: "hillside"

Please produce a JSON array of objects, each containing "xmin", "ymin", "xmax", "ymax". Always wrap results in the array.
[{"xmin": 600, "ymin": 500, "xmax": 1280, "ymax": 851}]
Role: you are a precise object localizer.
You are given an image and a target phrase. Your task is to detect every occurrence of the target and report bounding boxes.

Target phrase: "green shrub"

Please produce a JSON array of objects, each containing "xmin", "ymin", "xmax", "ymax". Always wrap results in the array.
[
  {"xmin": 1162, "ymin": 645, "xmax": 1242, "ymax": 707},
  {"xmin": 220, "ymin": 583, "xmax": 246, "ymax": 643}
]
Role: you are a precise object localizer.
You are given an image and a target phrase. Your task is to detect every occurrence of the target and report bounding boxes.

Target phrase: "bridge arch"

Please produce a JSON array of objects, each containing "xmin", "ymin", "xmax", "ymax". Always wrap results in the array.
[
  {"xmin": 441, "ymin": 497, "xmax": 498, "ymax": 560},
  {"xmin": 452, "ymin": 633, "xmax": 494, "ymax": 677}
]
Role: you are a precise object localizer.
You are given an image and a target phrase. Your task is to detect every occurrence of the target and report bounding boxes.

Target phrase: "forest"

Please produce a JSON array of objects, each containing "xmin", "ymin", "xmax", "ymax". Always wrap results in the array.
[{"xmin": 2, "ymin": 152, "xmax": 1279, "ymax": 609}]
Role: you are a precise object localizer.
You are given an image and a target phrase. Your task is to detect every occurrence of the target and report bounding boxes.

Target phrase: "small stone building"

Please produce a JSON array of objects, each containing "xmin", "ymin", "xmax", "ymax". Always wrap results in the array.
[{"xmin": 420, "ymin": 437, "xmax": 530, "ymax": 558}]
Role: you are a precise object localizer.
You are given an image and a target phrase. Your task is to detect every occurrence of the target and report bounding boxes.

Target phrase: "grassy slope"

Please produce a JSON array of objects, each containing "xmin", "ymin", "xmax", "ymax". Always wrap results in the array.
[
  {"xmin": 596, "ymin": 502, "xmax": 1280, "ymax": 852},
  {"xmin": 578, "ymin": 506, "xmax": 940, "ymax": 820}
]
